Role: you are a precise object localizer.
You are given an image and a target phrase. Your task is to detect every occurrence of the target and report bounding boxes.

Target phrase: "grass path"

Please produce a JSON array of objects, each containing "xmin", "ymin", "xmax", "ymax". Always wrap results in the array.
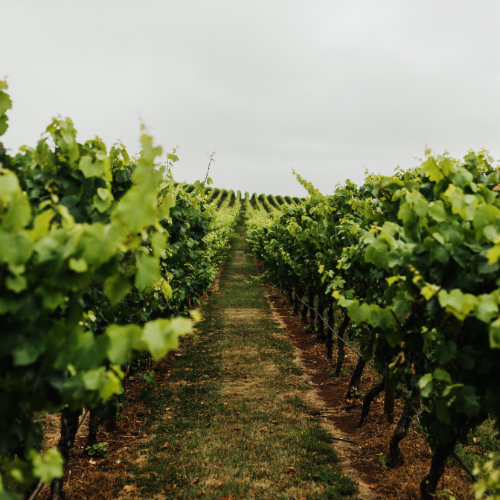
[{"xmin": 123, "ymin": 217, "xmax": 361, "ymax": 499}]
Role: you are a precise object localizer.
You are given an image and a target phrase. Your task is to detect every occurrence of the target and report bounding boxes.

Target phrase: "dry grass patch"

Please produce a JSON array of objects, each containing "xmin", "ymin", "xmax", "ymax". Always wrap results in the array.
[{"xmin": 224, "ymin": 307, "xmax": 262, "ymax": 319}]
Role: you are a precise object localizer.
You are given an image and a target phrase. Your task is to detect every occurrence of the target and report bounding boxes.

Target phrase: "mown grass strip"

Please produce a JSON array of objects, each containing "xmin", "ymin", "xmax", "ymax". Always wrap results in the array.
[{"xmin": 119, "ymin": 218, "xmax": 361, "ymax": 499}]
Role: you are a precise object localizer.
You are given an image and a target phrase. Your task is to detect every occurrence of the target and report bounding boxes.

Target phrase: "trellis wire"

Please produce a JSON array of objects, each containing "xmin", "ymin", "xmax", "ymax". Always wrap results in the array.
[{"xmin": 294, "ymin": 293, "xmax": 383, "ymax": 375}]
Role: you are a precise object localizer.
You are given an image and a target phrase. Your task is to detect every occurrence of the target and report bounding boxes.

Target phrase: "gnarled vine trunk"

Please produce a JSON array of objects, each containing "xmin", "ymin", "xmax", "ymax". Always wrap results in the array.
[
  {"xmin": 388, "ymin": 389, "xmax": 421, "ymax": 468},
  {"xmin": 307, "ymin": 288, "xmax": 316, "ymax": 327},
  {"xmin": 85, "ymin": 410, "xmax": 99, "ymax": 450},
  {"xmin": 51, "ymin": 408, "xmax": 81, "ymax": 500},
  {"xmin": 358, "ymin": 378, "xmax": 385, "ymax": 426},
  {"xmin": 334, "ymin": 312, "xmax": 350, "ymax": 377},
  {"xmin": 300, "ymin": 288, "xmax": 308, "ymax": 323},
  {"xmin": 326, "ymin": 301, "xmax": 335, "ymax": 359},
  {"xmin": 420, "ymin": 440, "xmax": 456, "ymax": 500},
  {"xmin": 345, "ymin": 356, "xmax": 366, "ymax": 399},
  {"xmin": 316, "ymin": 294, "xmax": 326, "ymax": 342},
  {"xmin": 345, "ymin": 337, "xmax": 374, "ymax": 399},
  {"xmin": 106, "ymin": 416, "xmax": 118, "ymax": 432},
  {"xmin": 293, "ymin": 287, "xmax": 302, "ymax": 315}
]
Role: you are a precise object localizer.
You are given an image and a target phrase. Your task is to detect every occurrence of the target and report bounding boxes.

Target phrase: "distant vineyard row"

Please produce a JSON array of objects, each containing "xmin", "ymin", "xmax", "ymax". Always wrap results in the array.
[{"xmin": 178, "ymin": 183, "xmax": 304, "ymax": 212}]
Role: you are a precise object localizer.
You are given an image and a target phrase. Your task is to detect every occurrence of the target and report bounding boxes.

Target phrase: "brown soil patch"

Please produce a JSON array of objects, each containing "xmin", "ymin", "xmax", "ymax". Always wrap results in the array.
[{"xmin": 259, "ymin": 276, "xmax": 474, "ymax": 499}]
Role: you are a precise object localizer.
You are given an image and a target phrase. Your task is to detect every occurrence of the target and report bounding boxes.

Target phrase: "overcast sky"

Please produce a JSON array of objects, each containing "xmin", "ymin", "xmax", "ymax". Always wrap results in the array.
[{"xmin": 2, "ymin": 1, "xmax": 499, "ymax": 197}]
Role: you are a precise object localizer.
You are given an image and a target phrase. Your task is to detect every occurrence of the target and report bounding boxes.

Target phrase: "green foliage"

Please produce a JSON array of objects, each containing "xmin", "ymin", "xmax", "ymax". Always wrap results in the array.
[
  {"xmin": 208, "ymin": 187, "xmax": 220, "ymax": 203},
  {"xmin": 246, "ymin": 149, "xmax": 500, "ymax": 468},
  {"xmin": 0, "ymin": 80, "xmax": 12, "ymax": 137},
  {"xmin": 376, "ymin": 453, "xmax": 388, "ymax": 470},
  {"xmin": 0, "ymin": 84, "xmax": 239, "ymax": 497},
  {"xmin": 267, "ymin": 194, "xmax": 279, "ymax": 209},
  {"xmin": 138, "ymin": 369, "xmax": 157, "ymax": 402},
  {"xmin": 85, "ymin": 442, "xmax": 110, "ymax": 458},
  {"xmin": 473, "ymin": 455, "xmax": 500, "ymax": 499},
  {"xmin": 219, "ymin": 189, "xmax": 228, "ymax": 206},
  {"xmin": 257, "ymin": 193, "xmax": 276, "ymax": 213}
]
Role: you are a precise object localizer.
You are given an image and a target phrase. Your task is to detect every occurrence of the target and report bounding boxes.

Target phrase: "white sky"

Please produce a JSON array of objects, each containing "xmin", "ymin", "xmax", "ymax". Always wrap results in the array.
[{"xmin": 2, "ymin": 0, "xmax": 499, "ymax": 197}]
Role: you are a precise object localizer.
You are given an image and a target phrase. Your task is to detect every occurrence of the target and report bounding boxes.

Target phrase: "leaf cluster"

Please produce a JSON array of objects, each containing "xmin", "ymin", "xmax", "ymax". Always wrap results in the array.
[{"xmin": 0, "ymin": 82, "xmax": 238, "ymax": 497}]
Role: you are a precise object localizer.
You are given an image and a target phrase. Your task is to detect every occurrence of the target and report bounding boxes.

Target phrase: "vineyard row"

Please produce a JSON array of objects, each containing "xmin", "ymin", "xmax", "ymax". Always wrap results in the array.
[{"xmin": 245, "ymin": 154, "xmax": 500, "ymax": 499}]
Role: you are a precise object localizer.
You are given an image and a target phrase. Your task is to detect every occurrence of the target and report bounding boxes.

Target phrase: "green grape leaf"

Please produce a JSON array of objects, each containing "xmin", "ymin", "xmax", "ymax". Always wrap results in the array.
[
  {"xmin": 30, "ymin": 448, "xmax": 64, "ymax": 483},
  {"xmin": 419, "ymin": 373, "xmax": 433, "ymax": 389},
  {"xmin": 6, "ymin": 274, "xmax": 27, "ymax": 293},
  {"xmin": 136, "ymin": 254, "xmax": 161, "ymax": 291},
  {"xmin": 106, "ymin": 324, "xmax": 143, "ymax": 364},
  {"xmin": 104, "ymin": 274, "xmax": 131, "ymax": 305},
  {"xmin": 92, "ymin": 194, "xmax": 112, "ymax": 213},
  {"xmin": 487, "ymin": 243, "xmax": 500, "ymax": 264},
  {"xmin": 0, "ymin": 88, "xmax": 13, "ymax": 115},
  {"xmin": 3, "ymin": 190, "xmax": 32, "ymax": 231},
  {"xmin": 386, "ymin": 275, "xmax": 403, "ymax": 286},
  {"xmin": 29, "ymin": 209, "xmax": 56, "ymax": 242},
  {"xmin": 421, "ymin": 283, "xmax": 440, "ymax": 300},
  {"xmin": 432, "ymin": 232, "xmax": 445, "ymax": 245},
  {"xmin": 193, "ymin": 180, "xmax": 205, "ymax": 191},
  {"xmin": 100, "ymin": 369, "xmax": 123, "ymax": 402},
  {"xmin": 435, "ymin": 340, "xmax": 457, "ymax": 364},
  {"xmin": 143, "ymin": 318, "xmax": 192, "ymax": 361},
  {"xmin": 427, "ymin": 200, "xmax": 448, "ymax": 222},
  {"xmin": 0, "ymin": 231, "xmax": 33, "ymax": 267},
  {"xmin": 433, "ymin": 369, "xmax": 452, "ymax": 384},
  {"xmin": 0, "ymin": 114, "xmax": 8, "ymax": 136},
  {"xmin": 0, "ymin": 171, "xmax": 20, "ymax": 197},
  {"xmin": 477, "ymin": 184, "xmax": 497, "ymax": 204},
  {"xmin": 12, "ymin": 336, "xmax": 46, "ymax": 366},
  {"xmin": 79, "ymin": 156, "xmax": 105, "ymax": 178},
  {"xmin": 422, "ymin": 157, "xmax": 444, "ymax": 182},
  {"xmin": 151, "ymin": 232, "xmax": 167, "ymax": 258},
  {"xmin": 97, "ymin": 187, "xmax": 112, "ymax": 201},
  {"xmin": 162, "ymin": 280, "xmax": 173, "ymax": 300},
  {"xmin": 69, "ymin": 258, "xmax": 88, "ymax": 273},
  {"xmin": 393, "ymin": 294, "xmax": 410, "ymax": 323},
  {"xmin": 421, "ymin": 381, "xmax": 434, "ymax": 398},
  {"xmin": 474, "ymin": 294, "xmax": 498, "ymax": 323},
  {"xmin": 82, "ymin": 367, "xmax": 107, "ymax": 391},
  {"xmin": 489, "ymin": 318, "xmax": 500, "ymax": 349},
  {"xmin": 438, "ymin": 289, "xmax": 476, "ymax": 321},
  {"xmin": 39, "ymin": 287, "xmax": 64, "ymax": 311}
]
